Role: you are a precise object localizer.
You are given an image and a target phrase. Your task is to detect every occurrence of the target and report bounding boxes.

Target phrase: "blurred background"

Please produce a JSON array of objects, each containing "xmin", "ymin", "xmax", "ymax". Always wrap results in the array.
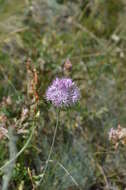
[{"xmin": 0, "ymin": 0, "xmax": 126, "ymax": 189}]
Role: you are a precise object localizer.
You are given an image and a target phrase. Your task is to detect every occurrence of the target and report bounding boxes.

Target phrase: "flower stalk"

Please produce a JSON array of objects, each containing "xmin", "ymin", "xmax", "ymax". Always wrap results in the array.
[{"xmin": 37, "ymin": 109, "xmax": 60, "ymax": 186}]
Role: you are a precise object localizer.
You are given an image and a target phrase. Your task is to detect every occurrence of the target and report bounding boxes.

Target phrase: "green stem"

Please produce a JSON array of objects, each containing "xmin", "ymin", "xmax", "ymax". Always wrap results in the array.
[
  {"xmin": 37, "ymin": 109, "xmax": 60, "ymax": 186},
  {"xmin": 0, "ymin": 124, "xmax": 36, "ymax": 172}
]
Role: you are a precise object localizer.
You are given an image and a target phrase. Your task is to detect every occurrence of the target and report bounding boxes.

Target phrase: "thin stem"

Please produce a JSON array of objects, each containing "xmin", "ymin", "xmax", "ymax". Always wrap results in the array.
[
  {"xmin": 35, "ymin": 159, "xmax": 81, "ymax": 190},
  {"xmin": 37, "ymin": 109, "xmax": 60, "ymax": 186},
  {"xmin": 0, "ymin": 124, "xmax": 36, "ymax": 172},
  {"xmin": 57, "ymin": 161, "xmax": 80, "ymax": 189}
]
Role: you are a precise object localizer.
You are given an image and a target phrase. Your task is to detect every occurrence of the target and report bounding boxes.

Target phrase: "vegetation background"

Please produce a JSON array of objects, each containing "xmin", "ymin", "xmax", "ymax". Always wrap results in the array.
[{"xmin": 0, "ymin": 0, "xmax": 126, "ymax": 189}]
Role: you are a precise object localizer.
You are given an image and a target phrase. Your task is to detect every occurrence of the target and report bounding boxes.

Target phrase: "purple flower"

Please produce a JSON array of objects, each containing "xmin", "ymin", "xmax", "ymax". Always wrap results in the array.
[{"xmin": 46, "ymin": 77, "xmax": 80, "ymax": 107}]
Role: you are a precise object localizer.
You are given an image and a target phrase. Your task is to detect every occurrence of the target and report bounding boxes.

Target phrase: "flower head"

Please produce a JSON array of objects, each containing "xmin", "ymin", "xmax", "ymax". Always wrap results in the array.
[{"xmin": 46, "ymin": 77, "xmax": 80, "ymax": 107}]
